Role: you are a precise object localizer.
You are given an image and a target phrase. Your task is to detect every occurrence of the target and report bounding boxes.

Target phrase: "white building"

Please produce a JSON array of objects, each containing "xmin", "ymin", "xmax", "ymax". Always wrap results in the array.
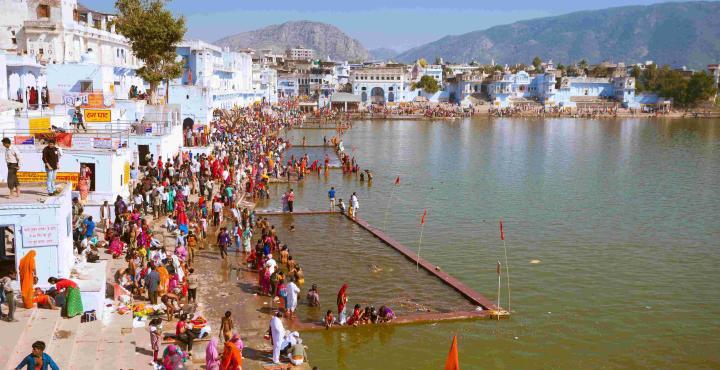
[
  {"xmin": 170, "ymin": 40, "xmax": 259, "ymax": 130},
  {"xmin": 0, "ymin": 0, "xmax": 139, "ymax": 69},
  {"xmin": 0, "ymin": 184, "xmax": 108, "ymax": 318},
  {"xmin": 350, "ymin": 65, "xmax": 411, "ymax": 105},
  {"xmin": 252, "ymin": 63, "xmax": 278, "ymax": 104}
]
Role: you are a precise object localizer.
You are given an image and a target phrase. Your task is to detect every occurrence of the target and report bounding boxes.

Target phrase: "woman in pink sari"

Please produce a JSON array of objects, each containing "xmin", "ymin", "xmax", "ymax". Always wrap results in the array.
[
  {"xmin": 205, "ymin": 337, "xmax": 220, "ymax": 370},
  {"xmin": 108, "ymin": 236, "xmax": 124, "ymax": 259},
  {"xmin": 168, "ymin": 274, "xmax": 180, "ymax": 294}
]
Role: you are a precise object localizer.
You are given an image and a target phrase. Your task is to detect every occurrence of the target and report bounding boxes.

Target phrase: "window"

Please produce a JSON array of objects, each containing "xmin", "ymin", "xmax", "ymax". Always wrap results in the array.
[
  {"xmin": 37, "ymin": 4, "xmax": 50, "ymax": 19},
  {"xmin": 80, "ymin": 81, "xmax": 93, "ymax": 93}
]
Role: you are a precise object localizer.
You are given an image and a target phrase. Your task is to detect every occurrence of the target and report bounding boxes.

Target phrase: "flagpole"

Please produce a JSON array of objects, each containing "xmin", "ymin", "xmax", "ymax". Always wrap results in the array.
[
  {"xmin": 496, "ymin": 260, "xmax": 501, "ymax": 320},
  {"xmin": 382, "ymin": 182, "xmax": 397, "ymax": 232},
  {"xmin": 503, "ymin": 238, "xmax": 511, "ymax": 312},
  {"xmin": 416, "ymin": 222, "xmax": 425, "ymax": 271}
]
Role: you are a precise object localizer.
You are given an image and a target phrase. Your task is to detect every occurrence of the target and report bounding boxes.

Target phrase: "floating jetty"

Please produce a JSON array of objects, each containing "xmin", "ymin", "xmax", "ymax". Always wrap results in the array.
[{"xmin": 256, "ymin": 210, "xmax": 509, "ymax": 331}]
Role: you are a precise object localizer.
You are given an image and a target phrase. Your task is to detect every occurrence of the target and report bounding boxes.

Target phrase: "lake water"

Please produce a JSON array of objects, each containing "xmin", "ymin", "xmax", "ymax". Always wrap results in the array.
[{"xmin": 263, "ymin": 118, "xmax": 720, "ymax": 369}]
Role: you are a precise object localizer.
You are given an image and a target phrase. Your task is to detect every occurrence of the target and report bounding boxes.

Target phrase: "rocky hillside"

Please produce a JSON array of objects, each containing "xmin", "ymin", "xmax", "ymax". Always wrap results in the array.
[
  {"xmin": 396, "ymin": 1, "xmax": 720, "ymax": 68},
  {"xmin": 369, "ymin": 48, "xmax": 398, "ymax": 61},
  {"xmin": 215, "ymin": 20, "xmax": 369, "ymax": 61}
]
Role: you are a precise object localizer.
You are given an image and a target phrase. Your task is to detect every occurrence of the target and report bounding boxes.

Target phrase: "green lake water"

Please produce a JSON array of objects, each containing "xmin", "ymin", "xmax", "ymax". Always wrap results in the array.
[{"xmin": 260, "ymin": 118, "xmax": 720, "ymax": 369}]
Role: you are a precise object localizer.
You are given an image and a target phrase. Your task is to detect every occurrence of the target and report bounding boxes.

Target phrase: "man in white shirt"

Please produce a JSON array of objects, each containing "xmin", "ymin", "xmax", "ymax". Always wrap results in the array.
[
  {"xmin": 2, "ymin": 138, "xmax": 21, "ymax": 197},
  {"xmin": 265, "ymin": 256, "xmax": 277, "ymax": 275},
  {"xmin": 270, "ymin": 311, "xmax": 285, "ymax": 364}
]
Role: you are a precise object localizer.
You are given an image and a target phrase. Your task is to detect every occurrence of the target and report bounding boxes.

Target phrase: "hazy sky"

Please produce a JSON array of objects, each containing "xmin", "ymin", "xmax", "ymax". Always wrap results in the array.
[{"xmin": 84, "ymin": 0, "xmax": 679, "ymax": 51}]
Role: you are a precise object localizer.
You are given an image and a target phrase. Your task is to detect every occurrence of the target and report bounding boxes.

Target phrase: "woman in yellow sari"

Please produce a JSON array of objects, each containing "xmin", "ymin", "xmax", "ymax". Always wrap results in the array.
[
  {"xmin": 18, "ymin": 250, "xmax": 37, "ymax": 308},
  {"xmin": 157, "ymin": 265, "xmax": 170, "ymax": 295}
]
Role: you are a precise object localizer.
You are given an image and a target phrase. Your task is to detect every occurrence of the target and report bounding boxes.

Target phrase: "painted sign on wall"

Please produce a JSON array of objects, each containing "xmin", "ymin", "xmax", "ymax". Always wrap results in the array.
[
  {"xmin": 17, "ymin": 172, "xmax": 79, "ymax": 190},
  {"xmin": 28, "ymin": 117, "xmax": 51, "ymax": 134},
  {"xmin": 22, "ymin": 224, "xmax": 59, "ymax": 248},
  {"xmin": 84, "ymin": 109, "xmax": 111, "ymax": 122}
]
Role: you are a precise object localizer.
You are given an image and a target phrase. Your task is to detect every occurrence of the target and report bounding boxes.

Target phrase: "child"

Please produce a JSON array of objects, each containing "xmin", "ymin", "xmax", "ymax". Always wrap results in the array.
[
  {"xmin": 346, "ymin": 304, "xmax": 362, "ymax": 326},
  {"xmin": 324, "ymin": 310, "xmax": 335, "ymax": 329},
  {"xmin": 148, "ymin": 318, "xmax": 162, "ymax": 364},
  {"xmin": 378, "ymin": 305, "xmax": 395, "ymax": 323}
]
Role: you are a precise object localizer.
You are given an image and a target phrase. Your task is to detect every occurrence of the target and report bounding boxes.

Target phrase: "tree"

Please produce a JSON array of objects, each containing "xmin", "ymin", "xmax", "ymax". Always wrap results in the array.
[
  {"xmin": 414, "ymin": 75, "xmax": 440, "ymax": 94},
  {"xmin": 114, "ymin": 0, "xmax": 186, "ymax": 104},
  {"xmin": 418, "ymin": 58, "xmax": 428, "ymax": 68},
  {"xmin": 532, "ymin": 56, "xmax": 542, "ymax": 70},
  {"xmin": 685, "ymin": 72, "xmax": 717, "ymax": 107}
]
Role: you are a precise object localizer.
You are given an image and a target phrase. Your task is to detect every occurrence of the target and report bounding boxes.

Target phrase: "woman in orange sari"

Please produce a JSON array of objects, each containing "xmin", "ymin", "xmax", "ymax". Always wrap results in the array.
[
  {"xmin": 19, "ymin": 250, "xmax": 37, "ymax": 308},
  {"xmin": 220, "ymin": 334, "xmax": 243, "ymax": 370},
  {"xmin": 157, "ymin": 265, "xmax": 170, "ymax": 295}
]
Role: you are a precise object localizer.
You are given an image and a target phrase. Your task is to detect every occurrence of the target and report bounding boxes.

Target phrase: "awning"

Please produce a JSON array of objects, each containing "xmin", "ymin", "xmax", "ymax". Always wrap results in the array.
[
  {"xmin": 0, "ymin": 99, "xmax": 24, "ymax": 111},
  {"xmin": 330, "ymin": 92, "xmax": 361, "ymax": 103}
]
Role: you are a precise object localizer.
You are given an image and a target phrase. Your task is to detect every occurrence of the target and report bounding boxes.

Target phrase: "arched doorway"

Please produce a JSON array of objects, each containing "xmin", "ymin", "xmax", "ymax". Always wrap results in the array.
[
  {"xmin": 361, "ymin": 91, "xmax": 368, "ymax": 103},
  {"xmin": 371, "ymin": 87, "xmax": 385, "ymax": 104},
  {"xmin": 183, "ymin": 117, "xmax": 194, "ymax": 131},
  {"xmin": 388, "ymin": 92, "xmax": 395, "ymax": 102}
]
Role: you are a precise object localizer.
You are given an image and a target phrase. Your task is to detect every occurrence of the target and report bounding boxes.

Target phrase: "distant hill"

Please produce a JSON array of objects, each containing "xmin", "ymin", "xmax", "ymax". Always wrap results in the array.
[
  {"xmin": 215, "ymin": 20, "xmax": 369, "ymax": 62},
  {"xmin": 369, "ymin": 48, "xmax": 398, "ymax": 61},
  {"xmin": 396, "ymin": 1, "xmax": 720, "ymax": 69}
]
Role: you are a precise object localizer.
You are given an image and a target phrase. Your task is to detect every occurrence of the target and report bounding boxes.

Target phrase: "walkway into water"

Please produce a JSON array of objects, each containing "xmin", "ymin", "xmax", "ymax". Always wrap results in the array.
[{"xmin": 256, "ymin": 210, "xmax": 506, "ymax": 331}]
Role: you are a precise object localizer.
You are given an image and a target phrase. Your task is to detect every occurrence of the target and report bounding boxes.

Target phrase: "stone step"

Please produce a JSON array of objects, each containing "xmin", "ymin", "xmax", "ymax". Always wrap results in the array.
[
  {"xmin": 131, "ymin": 325, "xmax": 156, "ymax": 370},
  {"xmin": 0, "ymin": 307, "xmax": 37, "ymax": 370},
  {"xmin": 4, "ymin": 309, "xmax": 61, "ymax": 370},
  {"xmin": 67, "ymin": 319, "xmax": 103, "ymax": 370},
  {"xmin": 93, "ymin": 313, "xmax": 134, "ymax": 370},
  {"xmin": 47, "ymin": 314, "xmax": 82, "ymax": 369}
]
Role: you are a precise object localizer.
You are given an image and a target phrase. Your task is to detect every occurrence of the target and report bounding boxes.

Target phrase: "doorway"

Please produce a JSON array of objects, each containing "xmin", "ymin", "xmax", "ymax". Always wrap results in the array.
[
  {"xmin": 80, "ymin": 162, "xmax": 96, "ymax": 191},
  {"xmin": 0, "ymin": 225, "xmax": 16, "ymax": 277},
  {"xmin": 138, "ymin": 145, "xmax": 150, "ymax": 166}
]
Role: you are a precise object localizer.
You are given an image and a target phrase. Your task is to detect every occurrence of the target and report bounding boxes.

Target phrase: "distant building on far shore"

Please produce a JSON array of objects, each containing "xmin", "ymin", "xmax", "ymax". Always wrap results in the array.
[
  {"xmin": 286, "ymin": 47, "xmax": 315, "ymax": 61},
  {"xmin": 709, "ymin": 64, "xmax": 720, "ymax": 93}
]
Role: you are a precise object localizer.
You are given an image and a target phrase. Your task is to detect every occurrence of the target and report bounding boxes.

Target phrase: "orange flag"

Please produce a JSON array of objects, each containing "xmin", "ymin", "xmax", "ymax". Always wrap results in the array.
[
  {"xmin": 444, "ymin": 335, "xmax": 459, "ymax": 370},
  {"xmin": 395, "ymin": 175, "xmax": 400, "ymax": 185},
  {"xmin": 500, "ymin": 219, "xmax": 505, "ymax": 241},
  {"xmin": 420, "ymin": 208, "xmax": 427, "ymax": 225}
]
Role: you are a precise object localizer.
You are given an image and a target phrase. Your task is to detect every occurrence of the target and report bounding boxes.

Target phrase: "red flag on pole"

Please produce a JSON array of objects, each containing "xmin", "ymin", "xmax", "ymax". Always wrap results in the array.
[
  {"xmin": 497, "ymin": 261, "xmax": 501, "ymax": 275},
  {"xmin": 500, "ymin": 220, "xmax": 505, "ymax": 241},
  {"xmin": 444, "ymin": 335, "xmax": 459, "ymax": 370},
  {"xmin": 420, "ymin": 208, "xmax": 427, "ymax": 225},
  {"xmin": 395, "ymin": 176, "xmax": 400, "ymax": 185}
]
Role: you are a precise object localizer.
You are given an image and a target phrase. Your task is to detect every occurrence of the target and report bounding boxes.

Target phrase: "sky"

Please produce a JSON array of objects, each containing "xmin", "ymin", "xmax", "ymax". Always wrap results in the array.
[{"xmin": 84, "ymin": 0, "xmax": 679, "ymax": 51}]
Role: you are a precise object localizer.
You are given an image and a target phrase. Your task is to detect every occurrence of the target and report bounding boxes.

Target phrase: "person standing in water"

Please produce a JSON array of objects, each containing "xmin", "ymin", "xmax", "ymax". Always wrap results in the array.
[
  {"xmin": 287, "ymin": 189, "xmax": 295, "ymax": 213},
  {"xmin": 328, "ymin": 187, "xmax": 336, "ymax": 210}
]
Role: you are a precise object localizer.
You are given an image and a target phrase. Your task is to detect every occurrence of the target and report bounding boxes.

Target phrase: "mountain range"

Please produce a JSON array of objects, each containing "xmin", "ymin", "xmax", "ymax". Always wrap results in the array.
[
  {"xmin": 396, "ymin": 1, "xmax": 720, "ymax": 68},
  {"xmin": 215, "ymin": 21, "xmax": 369, "ymax": 62}
]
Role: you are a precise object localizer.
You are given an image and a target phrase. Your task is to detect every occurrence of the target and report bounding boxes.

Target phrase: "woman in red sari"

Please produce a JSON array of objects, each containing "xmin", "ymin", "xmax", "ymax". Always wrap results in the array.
[{"xmin": 337, "ymin": 283, "xmax": 348, "ymax": 317}]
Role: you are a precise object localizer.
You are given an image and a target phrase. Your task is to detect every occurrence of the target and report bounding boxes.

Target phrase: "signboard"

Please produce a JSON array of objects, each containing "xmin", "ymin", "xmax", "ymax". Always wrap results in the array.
[
  {"xmin": 93, "ymin": 137, "xmax": 113, "ymax": 149},
  {"xmin": 124, "ymin": 162, "xmax": 130, "ymax": 184},
  {"xmin": 17, "ymin": 171, "xmax": 79, "ymax": 190},
  {"xmin": 14, "ymin": 136, "xmax": 34, "ymax": 145},
  {"xmin": 86, "ymin": 92, "xmax": 104, "ymax": 108},
  {"xmin": 28, "ymin": 117, "xmax": 51, "ymax": 134},
  {"xmin": 63, "ymin": 94, "xmax": 89, "ymax": 107},
  {"xmin": 71, "ymin": 136, "xmax": 93, "ymax": 150},
  {"xmin": 84, "ymin": 109, "xmax": 111, "ymax": 122},
  {"xmin": 22, "ymin": 224, "xmax": 59, "ymax": 248}
]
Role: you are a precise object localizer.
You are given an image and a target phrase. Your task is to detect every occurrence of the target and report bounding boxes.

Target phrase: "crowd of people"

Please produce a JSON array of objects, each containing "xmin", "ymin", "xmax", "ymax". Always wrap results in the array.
[{"xmin": 0, "ymin": 97, "xmax": 396, "ymax": 369}]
